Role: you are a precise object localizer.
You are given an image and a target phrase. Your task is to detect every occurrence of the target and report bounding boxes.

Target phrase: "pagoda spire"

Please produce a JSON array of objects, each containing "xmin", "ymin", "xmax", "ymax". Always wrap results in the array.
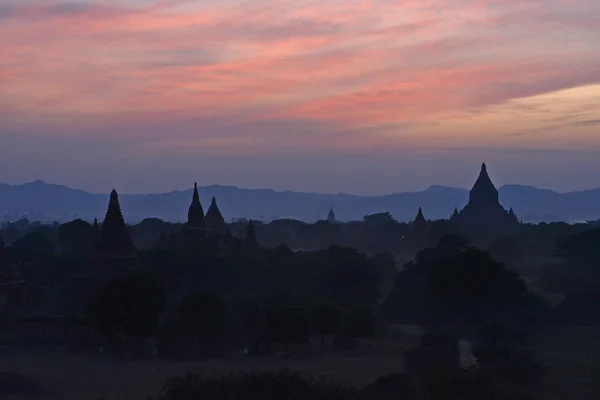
[
  {"xmin": 97, "ymin": 189, "xmax": 134, "ymax": 254},
  {"xmin": 414, "ymin": 207, "xmax": 426, "ymax": 226},
  {"xmin": 327, "ymin": 207, "xmax": 336, "ymax": 223},
  {"xmin": 451, "ymin": 206, "xmax": 460, "ymax": 220},
  {"xmin": 508, "ymin": 207, "xmax": 519, "ymax": 223},
  {"xmin": 187, "ymin": 182, "xmax": 205, "ymax": 229},
  {"xmin": 205, "ymin": 196, "xmax": 226, "ymax": 233},
  {"xmin": 470, "ymin": 162, "xmax": 499, "ymax": 204}
]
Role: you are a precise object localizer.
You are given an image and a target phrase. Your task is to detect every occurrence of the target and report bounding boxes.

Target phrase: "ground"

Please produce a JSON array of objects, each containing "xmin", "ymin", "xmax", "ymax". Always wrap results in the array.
[
  {"xmin": 2, "ymin": 326, "xmax": 600, "ymax": 399},
  {"xmin": 0, "ymin": 339, "xmax": 414, "ymax": 400}
]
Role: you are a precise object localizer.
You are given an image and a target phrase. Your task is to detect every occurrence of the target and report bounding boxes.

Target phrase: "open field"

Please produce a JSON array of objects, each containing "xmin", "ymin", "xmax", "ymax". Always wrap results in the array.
[
  {"xmin": 0, "ymin": 345, "xmax": 410, "ymax": 400},
  {"xmin": 532, "ymin": 326, "xmax": 600, "ymax": 399},
  {"xmin": 2, "ymin": 326, "xmax": 600, "ymax": 399}
]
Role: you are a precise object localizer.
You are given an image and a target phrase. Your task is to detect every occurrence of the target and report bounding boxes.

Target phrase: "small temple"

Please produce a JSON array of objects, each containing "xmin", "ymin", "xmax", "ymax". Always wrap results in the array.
[
  {"xmin": 205, "ymin": 197, "xmax": 227, "ymax": 234},
  {"xmin": 413, "ymin": 207, "xmax": 427, "ymax": 228},
  {"xmin": 454, "ymin": 163, "xmax": 518, "ymax": 229},
  {"xmin": 327, "ymin": 207, "xmax": 337, "ymax": 223},
  {"xmin": 408, "ymin": 207, "xmax": 429, "ymax": 251}
]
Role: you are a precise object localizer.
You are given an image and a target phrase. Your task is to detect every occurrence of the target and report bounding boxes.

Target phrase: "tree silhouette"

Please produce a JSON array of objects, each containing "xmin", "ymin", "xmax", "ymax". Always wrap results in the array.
[
  {"xmin": 85, "ymin": 273, "xmax": 165, "ymax": 345},
  {"xmin": 308, "ymin": 301, "xmax": 343, "ymax": 344},
  {"xmin": 179, "ymin": 290, "xmax": 225, "ymax": 343},
  {"xmin": 268, "ymin": 306, "xmax": 309, "ymax": 351},
  {"xmin": 58, "ymin": 219, "xmax": 94, "ymax": 253}
]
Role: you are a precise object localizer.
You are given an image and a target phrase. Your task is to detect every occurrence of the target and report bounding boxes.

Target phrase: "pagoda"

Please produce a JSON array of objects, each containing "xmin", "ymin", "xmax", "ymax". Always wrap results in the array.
[
  {"xmin": 205, "ymin": 197, "xmax": 227, "ymax": 234},
  {"xmin": 327, "ymin": 207, "xmax": 337, "ymax": 223},
  {"xmin": 91, "ymin": 189, "xmax": 139, "ymax": 274},
  {"xmin": 455, "ymin": 163, "xmax": 518, "ymax": 229},
  {"xmin": 413, "ymin": 207, "xmax": 427, "ymax": 229},
  {"xmin": 188, "ymin": 183, "xmax": 205, "ymax": 228},
  {"xmin": 408, "ymin": 207, "xmax": 429, "ymax": 251},
  {"xmin": 180, "ymin": 183, "xmax": 207, "ymax": 238},
  {"xmin": 67, "ymin": 190, "xmax": 139, "ymax": 312}
]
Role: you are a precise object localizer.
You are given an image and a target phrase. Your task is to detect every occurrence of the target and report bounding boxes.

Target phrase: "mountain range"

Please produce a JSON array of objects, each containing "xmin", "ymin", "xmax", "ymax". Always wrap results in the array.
[{"xmin": 1, "ymin": 180, "xmax": 599, "ymax": 224}]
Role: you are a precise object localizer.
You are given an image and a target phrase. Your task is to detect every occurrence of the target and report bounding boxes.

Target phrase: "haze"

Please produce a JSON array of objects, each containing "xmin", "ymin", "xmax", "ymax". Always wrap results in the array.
[{"xmin": 1, "ymin": 0, "xmax": 600, "ymax": 195}]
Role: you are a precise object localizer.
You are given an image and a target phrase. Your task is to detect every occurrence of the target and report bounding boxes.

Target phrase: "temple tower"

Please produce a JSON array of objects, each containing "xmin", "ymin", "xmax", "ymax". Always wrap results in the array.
[
  {"xmin": 92, "ymin": 190, "xmax": 139, "ymax": 272},
  {"xmin": 409, "ymin": 207, "xmax": 429, "ymax": 252},
  {"xmin": 205, "ymin": 197, "xmax": 227, "ymax": 234},
  {"xmin": 414, "ymin": 207, "xmax": 426, "ymax": 229},
  {"xmin": 68, "ymin": 190, "xmax": 139, "ymax": 312},
  {"xmin": 455, "ymin": 163, "xmax": 518, "ymax": 229},
  {"xmin": 187, "ymin": 183, "xmax": 205, "ymax": 229},
  {"xmin": 450, "ymin": 207, "xmax": 460, "ymax": 220},
  {"xmin": 327, "ymin": 207, "xmax": 337, "ymax": 223}
]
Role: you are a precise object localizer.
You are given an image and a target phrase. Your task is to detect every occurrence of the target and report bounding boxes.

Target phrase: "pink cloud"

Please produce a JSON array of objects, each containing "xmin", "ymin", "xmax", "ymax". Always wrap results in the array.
[{"xmin": 0, "ymin": 0, "xmax": 599, "ymax": 145}]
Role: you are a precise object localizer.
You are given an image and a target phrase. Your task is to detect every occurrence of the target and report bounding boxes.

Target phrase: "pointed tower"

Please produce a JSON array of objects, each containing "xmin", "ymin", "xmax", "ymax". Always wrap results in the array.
[
  {"xmin": 327, "ymin": 207, "xmax": 337, "ymax": 223},
  {"xmin": 469, "ymin": 163, "xmax": 499, "ymax": 206},
  {"xmin": 68, "ymin": 191, "xmax": 138, "ymax": 313},
  {"xmin": 414, "ymin": 207, "xmax": 427, "ymax": 227},
  {"xmin": 93, "ymin": 190, "xmax": 138, "ymax": 270},
  {"xmin": 456, "ymin": 163, "xmax": 517, "ymax": 229},
  {"xmin": 244, "ymin": 219, "xmax": 259, "ymax": 249},
  {"xmin": 508, "ymin": 207, "xmax": 519, "ymax": 224},
  {"xmin": 205, "ymin": 196, "xmax": 227, "ymax": 234},
  {"xmin": 97, "ymin": 190, "xmax": 133, "ymax": 252},
  {"xmin": 450, "ymin": 207, "xmax": 460, "ymax": 220},
  {"xmin": 187, "ymin": 183, "xmax": 205, "ymax": 229},
  {"xmin": 409, "ymin": 207, "xmax": 428, "ymax": 252}
]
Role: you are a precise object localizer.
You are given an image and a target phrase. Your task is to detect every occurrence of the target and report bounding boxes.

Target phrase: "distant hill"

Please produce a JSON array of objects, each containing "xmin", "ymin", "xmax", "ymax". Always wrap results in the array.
[{"xmin": 1, "ymin": 180, "xmax": 599, "ymax": 224}]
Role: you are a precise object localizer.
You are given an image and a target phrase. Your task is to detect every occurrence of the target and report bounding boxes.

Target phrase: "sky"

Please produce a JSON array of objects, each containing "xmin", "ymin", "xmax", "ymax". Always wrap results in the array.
[{"xmin": 1, "ymin": 0, "xmax": 600, "ymax": 195}]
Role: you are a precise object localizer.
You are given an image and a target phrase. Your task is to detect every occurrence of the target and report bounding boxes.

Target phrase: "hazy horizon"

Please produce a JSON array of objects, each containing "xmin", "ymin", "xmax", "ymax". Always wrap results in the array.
[
  {"xmin": 3, "ymin": 153, "xmax": 600, "ymax": 197},
  {"xmin": 1, "ymin": 0, "xmax": 600, "ymax": 195}
]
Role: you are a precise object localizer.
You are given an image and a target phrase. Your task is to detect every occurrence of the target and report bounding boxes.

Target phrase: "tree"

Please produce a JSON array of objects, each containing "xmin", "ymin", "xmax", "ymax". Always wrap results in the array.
[
  {"xmin": 85, "ymin": 273, "xmax": 165, "ymax": 345},
  {"xmin": 179, "ymin": 291, "xmax": 225, "ymax": 342},
  {"xmin": 58, "ymin": 219, "xmax": 94, "ymax": 253},
  {"xmin": 428, "ymin": 248, "xmax": 528, "ymax": 324},
  {"xmin": 308, "ymin": 301, "xmax": 344, "ymax": 344},
  {"xmin": 268, "ymin": 306, "xmax": 309, "ymax": 351},
  {"xmin": 488, "ymin": 236, "xmax": 524, "ymax": 266},
  {"xmin": 12, "ymin": 229, "xmax": 54, "ymax": 258},
  {"xmin": 320, "ymin": 246, "xmax": 381, "ymax": 308},
  {"xmin": 344, "ymin": 306, "xmax": 376, "ymax": 340}
]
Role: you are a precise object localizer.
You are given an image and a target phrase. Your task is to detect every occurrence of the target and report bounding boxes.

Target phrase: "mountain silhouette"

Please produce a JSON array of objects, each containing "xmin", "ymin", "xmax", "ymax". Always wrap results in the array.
[{"xmin": 1, "ymin": 181, "xmax": 599, "ymax": 223}]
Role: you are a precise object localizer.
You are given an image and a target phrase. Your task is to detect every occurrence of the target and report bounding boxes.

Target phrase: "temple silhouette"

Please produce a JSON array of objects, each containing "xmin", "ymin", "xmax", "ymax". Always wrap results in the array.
[{"xmin": 453, "ymin": 163, "xmax": 518, "ymax": 229}]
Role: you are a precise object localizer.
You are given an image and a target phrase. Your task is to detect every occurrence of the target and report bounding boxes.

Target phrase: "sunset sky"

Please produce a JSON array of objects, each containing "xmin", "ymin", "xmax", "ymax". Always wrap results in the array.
[{"xmin": 1, "ymin": 0, "xmax": 599, "ymax": 194}]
